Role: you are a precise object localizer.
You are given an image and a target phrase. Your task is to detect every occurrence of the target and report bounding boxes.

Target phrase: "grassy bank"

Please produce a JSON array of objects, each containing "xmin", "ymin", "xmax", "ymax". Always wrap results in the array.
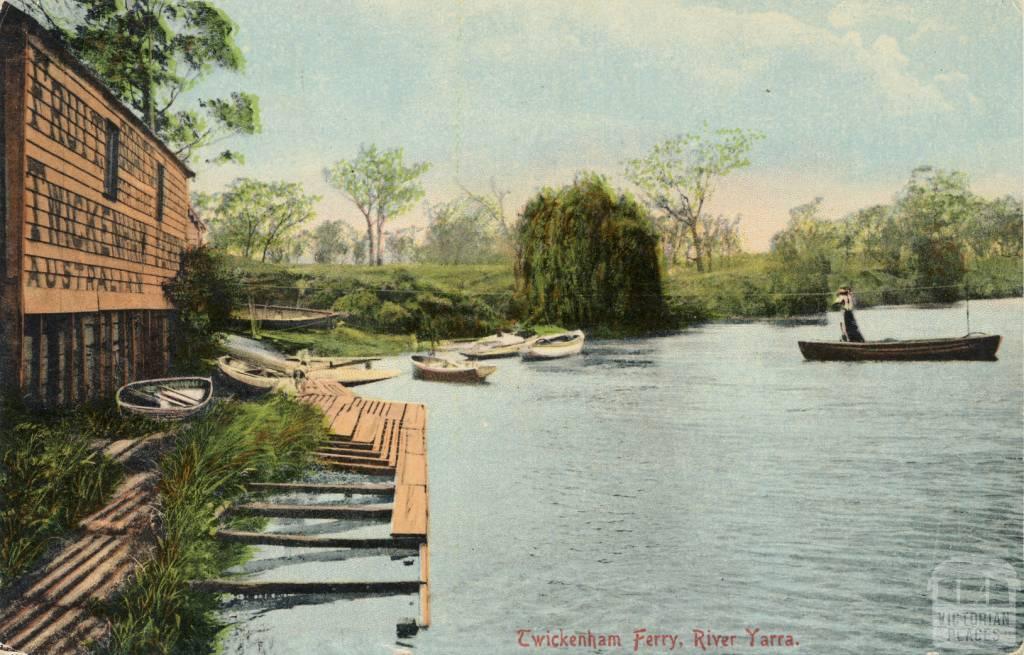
[
  {"xmin": 0, "ymin": 401, "xmax": 154, "ymax": 589},
  {"xmin": 95, "ymin": 395, "xmax": 326, "ymax": 655},
  {"xmin": 222, "ymin": 254, "xmax": 1023, "ymax": 353}
]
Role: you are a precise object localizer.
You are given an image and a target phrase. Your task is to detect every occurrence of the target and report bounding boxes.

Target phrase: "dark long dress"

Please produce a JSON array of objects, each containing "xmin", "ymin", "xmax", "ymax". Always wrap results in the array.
[{"xmin": 842, "ymin": 310, "xmax": 865, "ymax": 342}]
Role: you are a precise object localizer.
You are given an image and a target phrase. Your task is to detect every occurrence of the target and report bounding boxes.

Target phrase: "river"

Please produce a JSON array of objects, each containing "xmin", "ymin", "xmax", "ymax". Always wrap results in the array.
[{"xmin": 219, "ymin": 297, "xmax": 1023, "ymax": 655}]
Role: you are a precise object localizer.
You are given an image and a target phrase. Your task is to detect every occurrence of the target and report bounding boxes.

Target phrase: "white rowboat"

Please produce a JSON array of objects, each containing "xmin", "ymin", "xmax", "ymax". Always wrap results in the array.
[{"xmin": 521, "ymin": 330, "xmax": 585, "ymax": 361}]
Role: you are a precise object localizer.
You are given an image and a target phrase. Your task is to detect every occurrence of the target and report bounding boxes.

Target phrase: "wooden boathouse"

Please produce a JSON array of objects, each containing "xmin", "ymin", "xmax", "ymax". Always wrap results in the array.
[{"xmin": 0, "ymin": 4, "xmax": 195, "ymax": 406}]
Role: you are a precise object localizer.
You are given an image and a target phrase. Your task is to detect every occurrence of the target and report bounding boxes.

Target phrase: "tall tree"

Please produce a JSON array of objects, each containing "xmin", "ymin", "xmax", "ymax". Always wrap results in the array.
[
  {"xmin": 205, "ymin": 178, "xmax": 318, "ymax": 262},
  {"xmin": 324, "ymin": 145, "xmax": 430, "ymax": 265},
  {"xmin": 22, "ymin": 0, "xmax": 260, "ymax": 164},
  {"xmin": 894, "ymin": 167, "xmax": 974, "ymax": 301},
  {"xmin": 769, "ymin": 198, "xmax": 841, "ymax": 314},
  {"xmin": 625, "ymin": 126, "xmax": 763, "ymax": 271}
]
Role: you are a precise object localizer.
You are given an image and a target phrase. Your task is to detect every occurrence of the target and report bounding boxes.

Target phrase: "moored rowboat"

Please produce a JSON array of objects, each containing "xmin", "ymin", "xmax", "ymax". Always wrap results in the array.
[
  {"xmin": 233, "ymin": 305, "xmax": 342, "ymax": 330},
  {"xmin": 303, "ymin": 366, "xmax": 401, "ymax": 386},
  {"xmin": 117, "ymin": 377, "xmax": 213, "ymax": 420},
  {"xmin": 411, "ymin": 355, "xmax": 496, "ymax": 383},
  {"xmin": 217, "ymin": 356, "xmax": 294, "ymax": 393},
  {"xmin": 521, "ymin": 330, "xmax": 585, "ymax": 361},
  {"xmin": 798, "ymin": 334, "xmax": 1001, "ymax": 362}
]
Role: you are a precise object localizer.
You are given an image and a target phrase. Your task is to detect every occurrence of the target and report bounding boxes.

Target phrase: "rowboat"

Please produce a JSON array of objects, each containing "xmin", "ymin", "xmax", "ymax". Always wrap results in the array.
[
  {"xmin": 303, "ymin": 366, "xmax": 401, "ymax": 386},
  {"xmin": 233, "ymin": 304, "xmax": 342, "ymax": 330},
  {"xmin": 461, "ymin": 335, "xmax": 541, "ymax": 359},
  {"xmin": 456, "ymin": 332, "xmax": 527, "ymax": 359},
  {"xmin": 521, "ymin": 330, "xmax": 585, "ymax": 361},
  {"xmin": 217, "ymin": 356, "xmax": 294, "ymax": 393},
  {"xmin": 411, "ymin": 355, "xmax": 496, "ymax": 383},
  {"xmin": 798, "ymin": 334, "xmax": 1001, "ymax": 362},
  {"xmin": 116, "ymin": 377, "xmax": 213, "ymax": 420}
]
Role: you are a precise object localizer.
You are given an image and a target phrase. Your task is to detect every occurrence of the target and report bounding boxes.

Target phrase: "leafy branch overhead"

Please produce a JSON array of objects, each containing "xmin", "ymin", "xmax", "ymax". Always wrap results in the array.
[{"xmin": 22, "ymin": 0, "xmax": 260, "ymax": 164}]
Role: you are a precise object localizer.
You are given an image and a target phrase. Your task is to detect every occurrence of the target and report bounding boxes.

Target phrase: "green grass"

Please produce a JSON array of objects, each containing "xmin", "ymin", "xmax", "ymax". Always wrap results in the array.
[
  {"xmin": 94, "ymin": 395, "xmax": 327, "ymax": 655},
  {"xmin": 0, "ymin": 400, "xmax": 155, "ymax": 589}
]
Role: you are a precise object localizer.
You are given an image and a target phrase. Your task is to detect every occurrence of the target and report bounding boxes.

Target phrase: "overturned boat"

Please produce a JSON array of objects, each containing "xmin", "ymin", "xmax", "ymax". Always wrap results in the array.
[
  {"xmin": 117, "ymin": 377, "xmax": 213, "ymax": 420},
  {"xmin": 798, "ymin": 334, "xmax": 1001, "ymax": 362},
  {"xmin": 411, "ymin": 355, "xmax": 496, "ymax": 383}
]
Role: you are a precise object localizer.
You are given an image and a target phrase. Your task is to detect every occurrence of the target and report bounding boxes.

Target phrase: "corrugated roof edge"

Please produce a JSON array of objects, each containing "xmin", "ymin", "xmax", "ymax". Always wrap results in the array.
[{"xmin": 0, "ymin": 1, "xmax": 196, "ymax": 179}]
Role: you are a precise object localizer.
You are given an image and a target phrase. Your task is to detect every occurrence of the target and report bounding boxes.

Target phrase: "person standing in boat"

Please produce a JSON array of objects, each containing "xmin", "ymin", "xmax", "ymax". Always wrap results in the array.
[{"xmin": 833, "ymin": 286, "xmax": 865, "ymax": 342}]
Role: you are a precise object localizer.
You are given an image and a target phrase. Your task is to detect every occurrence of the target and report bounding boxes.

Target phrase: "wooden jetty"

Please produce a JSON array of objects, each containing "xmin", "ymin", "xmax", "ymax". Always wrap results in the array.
[{"xmin": 201, "ymin": 377, "xmax": 432, "ymax": 632}]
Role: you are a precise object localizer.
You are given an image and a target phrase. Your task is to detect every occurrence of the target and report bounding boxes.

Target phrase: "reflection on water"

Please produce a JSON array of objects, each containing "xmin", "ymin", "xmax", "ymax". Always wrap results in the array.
[{"xmin": 218, "ymin": 299, "xmax": 1023, "ymax": 655}]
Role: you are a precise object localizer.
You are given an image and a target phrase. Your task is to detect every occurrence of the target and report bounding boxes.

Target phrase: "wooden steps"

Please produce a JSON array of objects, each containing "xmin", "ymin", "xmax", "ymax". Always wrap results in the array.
[
  {"xmin": 215, "ymin": 530, "xmax": 419, "ymax": 549},
  {"xmin": 238, "ymin": 386, "xmax": 433, "ymax": 629},
  {"xmin": 246, "ymin": 481, "xmax": 394, "ymax": 495},
  {"xmin": 230, "ymin": 502, "xmax": 392, "ymax": 519},
  {"xmin": 189, "ymin": 579, "xmax": 420, "ymax": 596}
]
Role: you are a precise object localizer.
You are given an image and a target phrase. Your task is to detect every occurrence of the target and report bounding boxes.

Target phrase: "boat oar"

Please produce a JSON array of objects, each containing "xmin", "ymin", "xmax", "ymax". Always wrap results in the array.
[{"xmin": 156, "ymin": 386, "xmax": 199, "ymax": 407}]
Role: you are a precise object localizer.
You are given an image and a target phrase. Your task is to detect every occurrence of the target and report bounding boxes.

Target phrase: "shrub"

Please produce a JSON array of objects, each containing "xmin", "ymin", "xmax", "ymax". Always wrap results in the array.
[{"xmin": 163, "ymin": 247, "xmax": 242, "ymax": 372}]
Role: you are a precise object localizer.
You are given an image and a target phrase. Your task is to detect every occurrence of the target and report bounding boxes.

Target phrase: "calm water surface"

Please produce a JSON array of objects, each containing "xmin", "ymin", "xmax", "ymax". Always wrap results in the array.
[{"xmin": 219, "ymin": 298, "xmax": 1023, "ymax": 655}]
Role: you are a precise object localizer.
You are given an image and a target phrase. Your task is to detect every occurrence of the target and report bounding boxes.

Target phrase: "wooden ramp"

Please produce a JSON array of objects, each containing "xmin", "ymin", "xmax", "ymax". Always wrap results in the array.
[{"xmin": 205, "ymin": 378, "xmax": 432, "ymax": 631}]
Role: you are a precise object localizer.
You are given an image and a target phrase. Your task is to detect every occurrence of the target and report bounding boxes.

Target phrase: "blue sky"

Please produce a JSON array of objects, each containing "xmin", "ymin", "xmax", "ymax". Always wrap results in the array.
[{"xmin": 192, "ymin": 0, "xmax": 1023, "ymax": 251}]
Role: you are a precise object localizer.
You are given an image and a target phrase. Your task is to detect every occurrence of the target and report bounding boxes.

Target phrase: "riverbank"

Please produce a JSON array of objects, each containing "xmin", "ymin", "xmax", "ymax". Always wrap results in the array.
[{"xmin": 227, "ymin": 255, "xmax": 1022, "ymax": 343}]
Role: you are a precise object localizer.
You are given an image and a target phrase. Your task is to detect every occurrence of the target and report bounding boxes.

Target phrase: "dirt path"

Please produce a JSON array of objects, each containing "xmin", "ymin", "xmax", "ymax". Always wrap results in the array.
[{"xmin": 0, "ymin": 434, "xmax": 168, "ymax": 655}]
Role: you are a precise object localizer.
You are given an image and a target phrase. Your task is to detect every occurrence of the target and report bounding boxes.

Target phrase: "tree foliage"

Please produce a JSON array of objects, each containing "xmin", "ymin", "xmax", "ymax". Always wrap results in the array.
[
  {"xmin": 162, "ymin": 245, "xmax": 240, "ymax": 371},
  {"xmin": 418, "ymin": 195, "xmax": 508, "ymax": 265},
  {"xmin": 514, "ymin": 173, "xmax": 670, "ymax": 331},
  {"xmin": 768, "ymin": 167, "xmax": 1023, "ymax": 310},
  {"xmin": 203, "ymin": 178, "xmax": 318, "ymax": 262},
  {"xmin": 324, "ymin": 145, "xmax": 430, "ymax": 266},
  {"xmin": 310, "ymin": 219, "xmax": 355, "ymax": 264},
  {"xmin": 625, "ymin": 126, "xmax": 763, "ymax": 271},
  {"xmin": 23, "ymin": 0, "xmax": 260, "ymax": 164}
]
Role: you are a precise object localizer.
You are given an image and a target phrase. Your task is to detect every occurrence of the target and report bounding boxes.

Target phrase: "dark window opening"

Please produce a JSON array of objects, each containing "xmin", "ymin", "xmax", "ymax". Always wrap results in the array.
[
  {"xmin": 103, "ymin": 120, "xmax": 120, "ymax": 201},
  {"xmin": 155, "ymin": 164, "xmax": 165, "ymax": 221}
]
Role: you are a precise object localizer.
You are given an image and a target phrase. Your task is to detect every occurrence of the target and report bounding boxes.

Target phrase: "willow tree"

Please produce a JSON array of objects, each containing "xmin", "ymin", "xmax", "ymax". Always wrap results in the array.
[{"xmin": 514, "ymin": 173, "xmax": 669, "ymax": 331}]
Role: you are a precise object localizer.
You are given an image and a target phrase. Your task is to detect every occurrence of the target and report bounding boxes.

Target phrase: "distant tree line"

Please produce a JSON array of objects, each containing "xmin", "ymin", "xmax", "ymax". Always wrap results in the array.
[{"xmin": 767, "ymin": 167, "xmax": 1022, "ymax": 313}]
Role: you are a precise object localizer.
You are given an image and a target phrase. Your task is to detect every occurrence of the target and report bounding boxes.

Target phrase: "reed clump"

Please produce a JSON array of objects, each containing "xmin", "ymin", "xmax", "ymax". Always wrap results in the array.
[{"xmin": 95, "ymin": 394, "xmax": 325, "ymax": 655}]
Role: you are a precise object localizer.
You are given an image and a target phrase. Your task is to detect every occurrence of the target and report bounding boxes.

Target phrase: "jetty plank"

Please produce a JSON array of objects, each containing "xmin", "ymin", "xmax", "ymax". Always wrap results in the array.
[
  {"xmin": 352, "ymin": 414, "xmax": 382, "ymax": 444},
  {"xmin": 246, "ymin": 481, "xmax": 394, "ymax": 494},
  {"xmin": 189, "ymin": 579, "xmax": 420, "ymax": 595},
  {"xmin": 317, "ymin": 459, "xmax": 395, "ymax": 476},
  {"xmin": 419, "ymin": 543, "xmax": 431, "ymax": 627},
  {"xmin": 330, "ymin": 408, "xmax": 361, "ymax": 438},
  {"xmin": 231, "ymin": 502, "xmax": 393, "ymax": 519},
  {"xmin": 397, "ymin": 452, "xmax": 428, "ymax": 486},
  {"xmin": 215, "ymin": 529, "xmax": 419, "ymax": 549},
  {"xmin": 401, "ymin": 428, "xmax": 425, "ymax": 455},
  {"xmin": 391, "ymin": 485, "xmax": 428, "ymax": 537}
]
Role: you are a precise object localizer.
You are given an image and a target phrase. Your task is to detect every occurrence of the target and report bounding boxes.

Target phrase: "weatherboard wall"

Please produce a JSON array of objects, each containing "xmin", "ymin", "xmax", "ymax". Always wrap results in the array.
[{"xmin": 0, "ymin": 6, "xmax": 191, "ymax": 405}]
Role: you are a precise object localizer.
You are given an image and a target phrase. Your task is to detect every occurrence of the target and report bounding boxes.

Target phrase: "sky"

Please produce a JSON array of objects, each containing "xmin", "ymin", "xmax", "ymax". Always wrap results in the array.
[{"xmin": 190, "ymin": 0, "xmax": 1024, "ymax": 252}]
